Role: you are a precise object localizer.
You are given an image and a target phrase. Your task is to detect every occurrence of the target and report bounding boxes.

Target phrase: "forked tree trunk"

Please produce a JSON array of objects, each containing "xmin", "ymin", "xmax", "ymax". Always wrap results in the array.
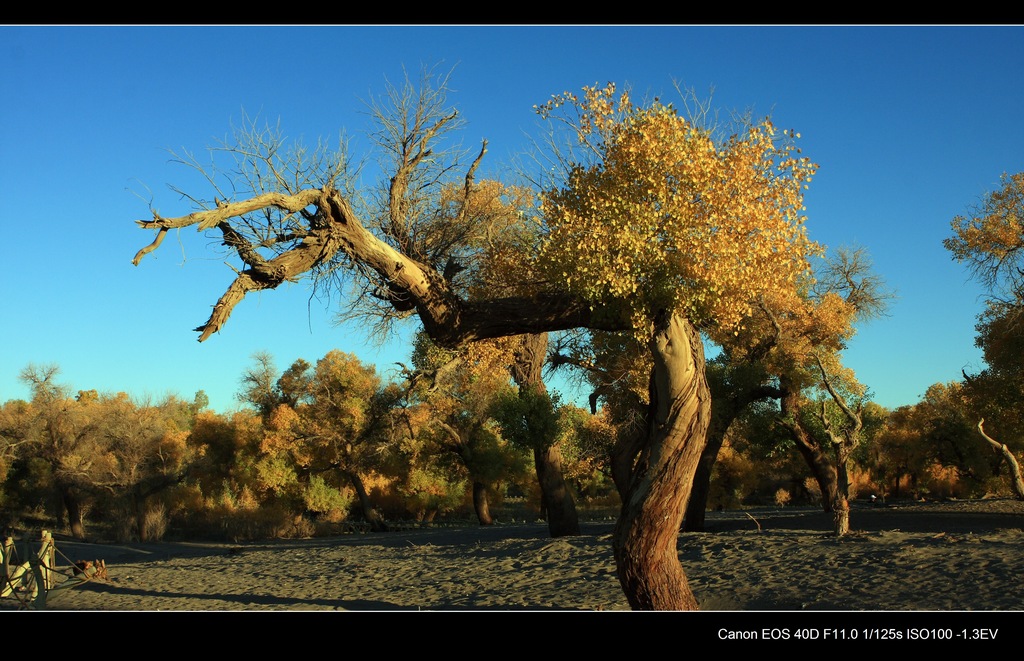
[
  {"xmin": 779, "ymin": 382, "xmax": 841, "ymax": 515},
  {"xmin": 815, "ymin": 358, "xmax": 862, "ymax": 537},
  {"xmin": 613, "ymin": 312, "xmax": 711, "ymax": 611},
  {"xmin": 782, "ymin": 408, "xmax": 849, "ymax": 536},
  {"xmin": 472, "ymin": 481, "xmax": 494, "ymax": 525}
]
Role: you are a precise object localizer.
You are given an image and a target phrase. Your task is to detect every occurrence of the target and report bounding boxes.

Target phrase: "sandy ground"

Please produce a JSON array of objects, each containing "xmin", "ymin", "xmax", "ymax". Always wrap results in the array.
[{"xmin": 7, "ymin": 498, "xmax": 1024, "ymax": 612}]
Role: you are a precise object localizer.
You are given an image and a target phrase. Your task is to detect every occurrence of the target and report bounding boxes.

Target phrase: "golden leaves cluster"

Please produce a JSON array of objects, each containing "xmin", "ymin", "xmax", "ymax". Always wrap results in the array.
[
  {"xmin": 946, "ymin": 171, "xmax": 1024, "ymax": 294},
  {"xmin": 537, "ymin": 83, "xmax": 821, "ymax": 342},
  {"xmin": 460, "ymin": 181, "xmax": 545, "ymax": 300}
]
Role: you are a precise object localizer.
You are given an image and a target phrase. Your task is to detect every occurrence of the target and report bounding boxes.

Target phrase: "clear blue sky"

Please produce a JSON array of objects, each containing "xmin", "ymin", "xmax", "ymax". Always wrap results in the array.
[{"xmin": 2, "ymin": 25, "xmax": 1021, "ymax": 414}]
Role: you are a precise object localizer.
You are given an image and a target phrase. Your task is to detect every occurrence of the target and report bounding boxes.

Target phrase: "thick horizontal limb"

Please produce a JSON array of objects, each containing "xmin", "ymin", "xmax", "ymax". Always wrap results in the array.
[
  {"xmin": 136, "ymin": 185, "xmax": 630, "ymax": 346},
  {"xmin": 135, "ymin": 190, "xmax": 324, "ymax": 234}
]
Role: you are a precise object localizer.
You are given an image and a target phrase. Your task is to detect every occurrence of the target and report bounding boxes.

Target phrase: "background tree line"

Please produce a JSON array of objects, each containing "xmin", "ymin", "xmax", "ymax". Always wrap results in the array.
[{"xmin": 3, "ymin": 311, "xmax": 1021, "ymax": 546}]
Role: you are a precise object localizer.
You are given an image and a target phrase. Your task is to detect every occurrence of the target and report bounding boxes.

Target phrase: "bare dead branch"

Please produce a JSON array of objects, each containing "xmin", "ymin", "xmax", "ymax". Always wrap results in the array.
[
  {"xmin": 131, "ymin": 228, "xmax": 168, "ymax": 266},
  {"xmin": 134, "ymin": 189, "xmax": 323, "ymax": 235},
  {"xmin": 455, "ymin": 140, "xmax": 488, "ymax": 228},
  {"xmin": 977, "ymin": 418, "xmax": 1024, "ymax": 500}
]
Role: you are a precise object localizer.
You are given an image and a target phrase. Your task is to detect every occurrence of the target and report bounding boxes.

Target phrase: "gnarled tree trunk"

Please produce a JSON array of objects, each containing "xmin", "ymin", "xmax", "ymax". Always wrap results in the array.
[{"xmin": 613, "ymin": 312, "xmax": 710, "ymax": 610}]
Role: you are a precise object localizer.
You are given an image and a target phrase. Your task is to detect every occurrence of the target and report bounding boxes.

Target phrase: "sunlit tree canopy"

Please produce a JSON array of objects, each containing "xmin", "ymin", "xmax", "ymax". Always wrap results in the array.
[
  {"xmin": 536, "ymin": 83, "xmax": 821, "ymax": 341},
  {"xmin": 946, "ymin": 172, "xmax": 1024, "ymax": 303}
]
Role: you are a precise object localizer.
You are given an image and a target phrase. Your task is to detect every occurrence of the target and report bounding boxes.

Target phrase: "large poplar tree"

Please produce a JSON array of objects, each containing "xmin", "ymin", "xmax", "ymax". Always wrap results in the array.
[{"xmin": 131, "ymin": 74, "xmax": 818, "ymax": 610}]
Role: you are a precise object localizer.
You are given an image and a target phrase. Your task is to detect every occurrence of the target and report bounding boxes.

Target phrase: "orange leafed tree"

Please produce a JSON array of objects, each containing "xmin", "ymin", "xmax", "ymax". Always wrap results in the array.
[
  {"xmin": 535, "ymin": 84, "xmax": 818, "ymax": 607},
  {"xmin": 945, "ymin": 172, "xmax": 1024, "ymax": 500},
  {"xmin": 132, "ymin": 73, "xmax": 819, "ymax": 610},
  {"xmin": 945, "ymin": 172, "xmax": 1024, "ymax": 300},
  {"xmin": 537, "ymin": 85, "xmax": 818, "ymax": 339}
]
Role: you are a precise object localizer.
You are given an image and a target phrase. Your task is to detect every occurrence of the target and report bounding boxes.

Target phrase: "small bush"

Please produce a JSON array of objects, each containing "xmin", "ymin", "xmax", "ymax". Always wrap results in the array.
[
  {"xmin": 142, "ymin": 504, "xmax": 168, "ymax": 542},
  {"xmin": 303, "ymin": 476, "xmax": 354, "ymax": 523},
  {"xmin": 803, "ymin": 477, "xmax": 822, "ymax": 505}
]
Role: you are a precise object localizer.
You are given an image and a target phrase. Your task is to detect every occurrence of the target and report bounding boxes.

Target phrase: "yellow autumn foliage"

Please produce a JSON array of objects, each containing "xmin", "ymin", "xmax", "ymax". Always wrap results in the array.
[
  {"xmin": 946, "ymin": 171, "xmax": 1024, "ymax": 294},
  {"xmin": 537, "ymin": 83, "xmax": 821, "ymax": 342}
]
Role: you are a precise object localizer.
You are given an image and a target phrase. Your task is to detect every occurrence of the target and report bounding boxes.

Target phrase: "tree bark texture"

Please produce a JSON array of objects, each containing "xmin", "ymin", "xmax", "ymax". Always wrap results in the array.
[
  {"xmin": 613, "ymin": 313, "xmax": 710, "ymax": 610},
  {"xmin": 833, "ymin": 455, "xmax": 852, "ymax": 536},
  {"xmin": 833, "ymin": 497, "xmax": 850, "ymax": 536}
]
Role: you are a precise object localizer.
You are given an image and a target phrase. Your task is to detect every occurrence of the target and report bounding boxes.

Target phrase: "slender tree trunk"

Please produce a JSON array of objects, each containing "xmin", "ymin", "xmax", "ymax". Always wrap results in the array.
[
  {"xmin": 832, "ymin": 453, "xmax": 851, "ymax": 535},
  {"xmin": 134, "ymin": 490, "xmax": 148, "ymax": 542},
  {"xmin": 779, "ymin": 381, "xmax": 840, "ymax": 514},
  {"xmin": 60, "ymin": 485, "xmax": 86, "ymax": 541},
  {"xmin": 682, "ymin": 418, "xmax": 726, "ymax": 533},
  {"xmin": 472, "ymin": 481, "xmax": 494, "ymax": 525},
  {"xmin": 683, "ymin": 390, "xmax": 745, "ymax": 533},
  {"xmin": 613, "ymin": 312, "xmax": 710, "ymax": 610},
  {"xmin": 344, "ymin": 470, "xmax": 389, "ymax": 532},
  {"xmin": 610, "ymin": 421, "xmax": 645, "ymax": 500},
  {"xmin": 511, "ymin": 333, "xmax": 580, "ymax": 537},
  {"xmin": 533, "ymin": 444, "xmax": 579, "ymax": 535},
  {"xmin": 684, "ymin": 381, "xmax": 781, "ymax": 532}
]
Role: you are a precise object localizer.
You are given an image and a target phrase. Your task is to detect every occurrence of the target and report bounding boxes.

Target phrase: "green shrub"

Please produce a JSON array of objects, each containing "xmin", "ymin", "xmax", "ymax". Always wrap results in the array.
[{"xmin": 302, "ymin": 476, "xmax": 354, "ymax": 522}]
